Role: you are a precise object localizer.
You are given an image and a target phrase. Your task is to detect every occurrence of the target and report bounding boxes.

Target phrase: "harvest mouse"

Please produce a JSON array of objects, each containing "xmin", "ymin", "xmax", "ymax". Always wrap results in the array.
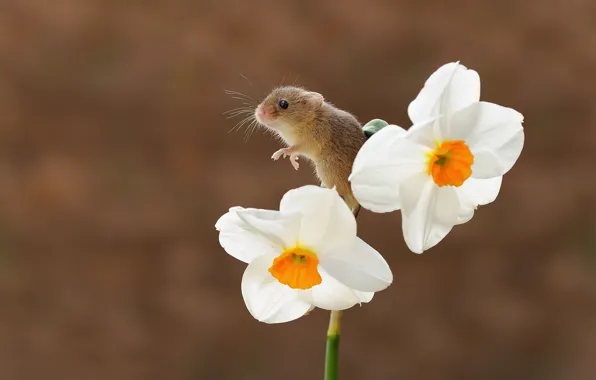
[{"xmin": 253, "ymin": 86, "xmax": 366, "ymax": 211}]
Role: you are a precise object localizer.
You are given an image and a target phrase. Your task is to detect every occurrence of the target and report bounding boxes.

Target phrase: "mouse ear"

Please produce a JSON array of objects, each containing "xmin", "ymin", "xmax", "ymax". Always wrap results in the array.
[{"xmin": 306, "ymin": 92, "xmax": 324, "ymax": 108}]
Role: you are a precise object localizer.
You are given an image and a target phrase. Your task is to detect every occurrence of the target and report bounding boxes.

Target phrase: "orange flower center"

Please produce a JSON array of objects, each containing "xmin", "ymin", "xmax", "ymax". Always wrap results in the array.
[
  {"xmin": 427, "ymin": 140, "xmax": 474, "ymax": 187},
  {"xmin": 268, "ymin": 247, "xmax": 322, "ymax": 290}
]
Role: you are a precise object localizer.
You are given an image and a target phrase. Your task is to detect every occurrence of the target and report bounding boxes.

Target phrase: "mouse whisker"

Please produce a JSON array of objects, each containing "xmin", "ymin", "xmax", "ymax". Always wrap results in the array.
[
  {"xmin": 240, "ymin": 119, "xmax": 257, "ymax": 138},
  {"xmin": 223, "ymin": 106, "xmax": 254, "ymax": 113},
  {"xmin": 223, "ymin": 107, "xmax": 255, "ymax": 117},
  {"xmin": 243, "ymin": 118, "xmax": 259, "ymax": 142},
  {"xmin": 229, "ymin": 114, "xmax": 255, "ymax": 133},
  {"xmin": 224, "ymin": 90, "xmax": 255, "ymax": 104},
  {"xmin": 224, "ymin": 89, "xmax": 250, "ymax": 97},
  {"xmin": 225, "ymin": 111, "xmax": 253, "ymax": 120},
  {"xmin": 224, "ymin": 111, "xmax": 255, "ymax": 120},
  {"xmin": 225, "ymin": 112, "xmax": 252, "ymax": 119},
  {"xmin": 229, "ymin": 97, "xmax": 254, "ymax": 106},
  {"xmin": 239, "ymin": 74, "xmax": 253, "ymax": 86}
]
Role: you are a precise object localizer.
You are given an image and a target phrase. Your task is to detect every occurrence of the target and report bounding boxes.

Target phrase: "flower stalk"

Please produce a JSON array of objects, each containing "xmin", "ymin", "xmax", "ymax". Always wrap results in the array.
[
  {"xmin": 324, "ymin": 204, "xmax": 360, "ymax": 380},
  {"xmin": 324, "ymin": 310, "xmax": 342, "ymax": 380}
]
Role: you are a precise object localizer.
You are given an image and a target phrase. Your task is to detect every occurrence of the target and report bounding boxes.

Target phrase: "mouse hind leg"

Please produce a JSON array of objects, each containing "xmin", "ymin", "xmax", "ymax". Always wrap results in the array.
[
  {"xmin": 338, "ymin": 185, "xmax": 360, "ymax": 213},
  {"xmin": 315, "ymin": 165, "xmax": 360, "ymax": 213}
]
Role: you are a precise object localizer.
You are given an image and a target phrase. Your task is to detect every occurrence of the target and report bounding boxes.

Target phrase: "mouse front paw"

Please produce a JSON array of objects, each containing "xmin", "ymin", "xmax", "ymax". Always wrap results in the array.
[
  {"xmin": 271, "ymin": 147, "xmax": 293, "ymax": 161},
  {"xmin": 289, "ymin": 153, "xmax": 299, "ymax": 170},
  {"xmin": 271, "ymin": 147, "xmax": 299, "ymax": 170}
]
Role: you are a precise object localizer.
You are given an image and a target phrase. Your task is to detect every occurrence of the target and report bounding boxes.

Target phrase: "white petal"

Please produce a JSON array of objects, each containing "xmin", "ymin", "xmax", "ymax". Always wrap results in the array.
[
  {"xmin": 215, "ymin": 207, "xmax": 281, "ymax": 263},
  {"xmin": 319, "ymin": 237, "xmax": 393, "ymax": 292},
  {"xmin": 236, "ymin": 208, "xmax": 302, "ymax": 249},
  {"xmin": 472, "ymin": 132, "xmax": 524, "ymax": 178},
  {"xmin": 279, "ymin": 185, "xmax": 356, "ymax": 252},
  {"xmin": 241, "ymin": 255, "xmax": 312, "ymax": 324},
  {"xmin": 457, "ymin": 177, "xmax": 502, "ymax": 207},
  {"xmin": 456, "ymin": 205, "xmax": 475, "ymax": 225},
  {"xmin": 406, "ymin": 117, "xmax": 441, "ymax": 149},
  {"xmin": 408, "ymin": 62, "xmax": 481, "ymax": 124},
  {"xmin": 451, "ymin": 102, "xmax": 524, "ymax": 178},
  {"xmin": 400, "ymin": 174, "xmax": 460, "ymax": 253},
  {"xmin": 350, "ymin": 125, "xmax": 428, "ymax": 213},
  {"xmin": 308, "ymin": 268, "xmax": 374, "ymax": 311},
  {"xmin": 453, "ymin": 176, "xmax": 502, "ymax": 225},
  {"xmin": 354, "ymin": 290, "xmax": 374, "ymax": 303},
  {"xmin": 351, "ymin": 125, "xmax": 408, "ymax": 174}
]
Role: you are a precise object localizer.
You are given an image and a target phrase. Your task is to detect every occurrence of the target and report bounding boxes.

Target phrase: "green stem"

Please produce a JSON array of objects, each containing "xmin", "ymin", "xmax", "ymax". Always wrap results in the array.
[
  {"xmin": 321, "ymin": 187, "xmax": 359, "ymax": 380},
  {"xmin": 324, "ymin": 310, "xmax": 342, "ymax": 380}
]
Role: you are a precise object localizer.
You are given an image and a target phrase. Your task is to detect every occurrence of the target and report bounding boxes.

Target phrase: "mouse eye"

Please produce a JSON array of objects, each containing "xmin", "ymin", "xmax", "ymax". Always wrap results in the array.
[{"xmin": 278, "ymin": 99, "xmax": 289, "ymax": 109}]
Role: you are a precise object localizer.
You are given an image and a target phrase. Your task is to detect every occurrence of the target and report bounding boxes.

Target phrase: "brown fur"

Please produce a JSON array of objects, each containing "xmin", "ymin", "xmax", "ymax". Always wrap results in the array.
[{"xmin": 255, "ymin": 86, "xmax": 366, "ymax": 211}]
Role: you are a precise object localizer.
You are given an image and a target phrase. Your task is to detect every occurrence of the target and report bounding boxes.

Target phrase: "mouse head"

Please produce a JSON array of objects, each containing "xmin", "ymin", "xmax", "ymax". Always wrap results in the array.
[{"xmin": 255, "ymin": 86, "xmax": 324, "ymax": 130}]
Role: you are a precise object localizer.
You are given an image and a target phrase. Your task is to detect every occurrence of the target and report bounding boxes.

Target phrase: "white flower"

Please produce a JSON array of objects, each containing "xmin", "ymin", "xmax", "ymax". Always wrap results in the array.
[
  {"xmin": 215, "ymin": 185, "xmax": 393, "ymax": 324},
  {"xmin": 350, "ymin": 62, "xmax": 524, "ymax": 254}
]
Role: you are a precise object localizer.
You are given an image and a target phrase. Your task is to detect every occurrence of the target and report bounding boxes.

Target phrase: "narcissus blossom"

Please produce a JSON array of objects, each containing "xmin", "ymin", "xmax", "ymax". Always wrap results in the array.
[
  {"xmin": 215, "ymin": 185, "xmax": 393, "ymax": 324},
  {"xmin": 350, "ymin": 62, "xmax": 524, "ymax": 254}
]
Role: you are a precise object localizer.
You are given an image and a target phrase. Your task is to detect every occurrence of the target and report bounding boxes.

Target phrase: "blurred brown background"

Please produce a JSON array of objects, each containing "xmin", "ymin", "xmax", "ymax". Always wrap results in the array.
[{"xmin": 0, "ymin": 0, "xmax": 595, "ymax": 379}]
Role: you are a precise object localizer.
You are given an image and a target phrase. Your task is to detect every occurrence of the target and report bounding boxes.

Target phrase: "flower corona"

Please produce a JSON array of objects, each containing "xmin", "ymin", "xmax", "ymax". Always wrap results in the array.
[
  {"xmin": 426, "ymin": 140, "xmax": 474, "ymax": 187},
  {"xmin": 269, "ymin": 246, "xmax": 322, "ymax": 289}
]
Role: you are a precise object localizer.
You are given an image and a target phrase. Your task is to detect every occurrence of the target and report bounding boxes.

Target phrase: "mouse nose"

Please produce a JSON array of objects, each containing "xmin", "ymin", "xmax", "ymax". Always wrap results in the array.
[{"xmin": 256, "ymin": 105, "xmax": 274, "ymax": 121}]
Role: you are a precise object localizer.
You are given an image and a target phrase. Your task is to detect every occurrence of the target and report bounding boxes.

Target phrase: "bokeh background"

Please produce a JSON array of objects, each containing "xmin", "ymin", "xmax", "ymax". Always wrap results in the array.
[{"xmin": 1, "ymin": 0, "xmax": 595, "ymax": 379}]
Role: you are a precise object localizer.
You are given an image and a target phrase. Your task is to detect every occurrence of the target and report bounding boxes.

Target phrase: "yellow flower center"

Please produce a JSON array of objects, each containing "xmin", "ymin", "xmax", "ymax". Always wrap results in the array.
[
  {"xmin": 268, "ymin": 246, "xmax": 322, "ymax": 290},
  {"xmin": 427, "ymin": 140, "xmax": 474, "ymax": 187}
]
